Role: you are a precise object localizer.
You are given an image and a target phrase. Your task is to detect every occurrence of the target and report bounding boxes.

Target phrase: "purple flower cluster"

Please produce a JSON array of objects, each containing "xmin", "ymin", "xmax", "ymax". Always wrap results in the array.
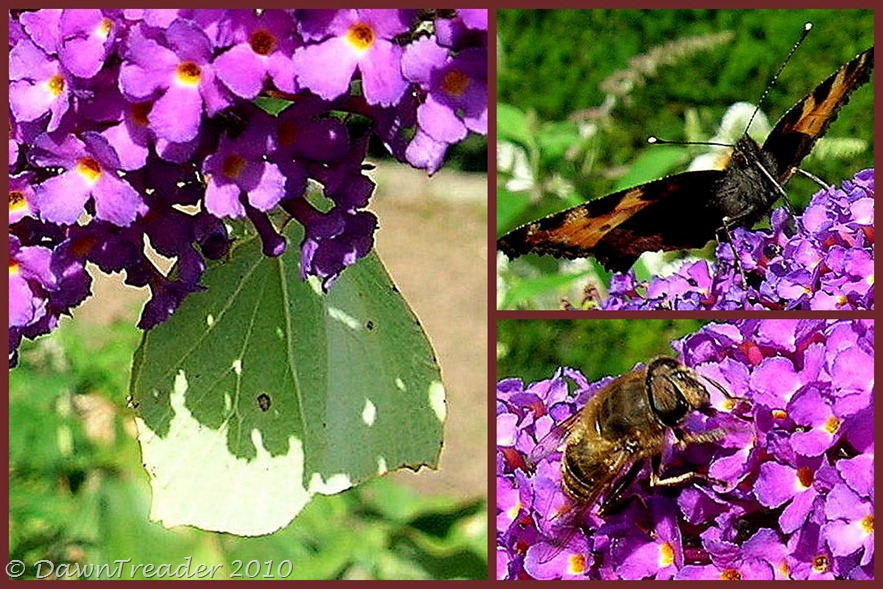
[
  {"xmin": 9, "ymin": 9, "xmax": 488, "ymax": 366},
  {"xmin": 497, "ymin": 319, "xmax": 874, "ymax": 580},
  {"xmin": 600, "ymin": 170, "xmax": 874, "ymax": 310}
]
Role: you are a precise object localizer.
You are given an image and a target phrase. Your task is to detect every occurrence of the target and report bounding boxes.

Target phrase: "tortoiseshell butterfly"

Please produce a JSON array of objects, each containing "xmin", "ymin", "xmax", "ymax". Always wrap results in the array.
[{"xmin": 498, "ymin": 39, "xmax": 873, "ymax": 273}]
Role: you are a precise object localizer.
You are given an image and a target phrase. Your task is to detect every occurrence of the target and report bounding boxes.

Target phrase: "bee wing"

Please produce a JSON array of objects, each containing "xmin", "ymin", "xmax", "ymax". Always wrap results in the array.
[
  {"xmin": 532, "ymin": 445, "xmax": 637, "ymax": 566},
  {"xmin": 528, "ymin": 409, "xmax": 584, "ymax": 468},
  {"xmin": 527, "ymin": 512, "xmax": 591, "ymax": 569}
]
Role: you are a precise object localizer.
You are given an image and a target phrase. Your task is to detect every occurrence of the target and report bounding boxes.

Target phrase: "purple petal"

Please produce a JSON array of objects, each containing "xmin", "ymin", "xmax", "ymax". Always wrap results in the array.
[
  {"xmin": 755, "ymin": 461, "xmax": 798, "ymax": 508},
  {"xmin": 243, "ymin": 162, "xmax": 286, "ymax": 211},
  {"xmin": 358, "ymin": 40, "xmax": 407, "ymax": 106},
  {"xmin": 214, "ymin": 44, "xmax": 265, "ymax": 98},
  {"xmin": 92, "ymin": 175, "xmax": 145, "ymax": 226},
  {"xmin": 293, "ymin": 37, "xmax": 359, "ymax": 100},
  {"xmin": 417, "ymin": 94, "xmax": 467, "ymax": 143},
  {"xmin": 33, "ymin": 172, "xmax": 90, "ymax": 225},
  {"xmin": 405, "ymin": 129, "xmax": 448, "ymax": 175},
  {"xmin": 205, "ymin": 177, "xmax": 245, "ymax": 218},
  {"xmin": 401, "ymin": 35, "xmax": 448, "ymax": 86},
  {"xmin": 149, "ymin": 84, "xmax": 203, "ymax": 142}
]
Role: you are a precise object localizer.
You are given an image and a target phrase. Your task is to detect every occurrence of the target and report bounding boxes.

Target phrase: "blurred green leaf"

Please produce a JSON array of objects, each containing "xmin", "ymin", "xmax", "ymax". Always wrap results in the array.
[
  {"xmin": 500, "ymin": 269, "xmax": 595, "ymax": 309},
  {"xmin": 611, "ymin": 145, "xmax": 689, "ymax": 191},
  {"xmin": 497, "ymin": 102, "xmax": 535, "ymax": 149},
  {"xmin": 536, "ymin": 120, "xmax": 582, "ymax": 162},
  {"xmin": 496, "ymin": 188, "xmax": 533, "ymax": 235}
]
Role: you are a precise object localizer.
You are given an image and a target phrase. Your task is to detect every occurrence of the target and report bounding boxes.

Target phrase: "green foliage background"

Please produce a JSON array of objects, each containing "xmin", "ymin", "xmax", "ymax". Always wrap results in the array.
[
  {"xmin": 10, "ymin": 320, "xmax": 485, "ymax": 580},
  {"xmin": 497, "ymin": 320, "xmax": 707, "ymax": 385},
  {"xmin": 497, "ymin": 10, "xmax": 873, "ymax": 308}
]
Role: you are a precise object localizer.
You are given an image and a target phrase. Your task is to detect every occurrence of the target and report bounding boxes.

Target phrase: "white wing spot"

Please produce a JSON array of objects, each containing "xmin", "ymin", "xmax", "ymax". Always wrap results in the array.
[
  {"xmin": 232, "ymin": 359, "xmax": 242, "ymax": 375},
  {"xmin": 250, "ymin": 428, "xmax": 265, "ymax": 450},
  {"xmin": 377, "ymin": 456, "xmax": 388, "ymax": 475},
  {"xmin": 429, "ymin": 381, "xmax": 446, "ymax": 423},
  {"xmin": 328, "ymin": 307, "xmax": 360, "ymax": 330},
  {"xmin": 308, "ymin": 472, "xmax": 353, "ymax": 495},
  {"xmin": 306, "ymin": 275, "xmax": 323, "ymax": 295},
  {"xmin": 361, "ymin": 398, "xmax": 376, "ymax": 426},
  {"xmin": 133, "ymin": 374, "xmax": 312, "ymax": 536},
  {"xmin": 174, "ymin": 370, "xmax": 189, "ymax": 395}
]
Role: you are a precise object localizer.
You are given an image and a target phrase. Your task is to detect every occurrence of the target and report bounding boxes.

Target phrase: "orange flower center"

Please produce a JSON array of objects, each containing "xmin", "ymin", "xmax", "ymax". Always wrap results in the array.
[
  {"xmin": 176, "ymin": 61, "xmax": 202, "ymax": 86},
  {"xmin": 48, "ymin": 74, "xmax": 65, "ymax": 97},
  {"xmin": 346, "ymin": 23, "xmax": 375, "ymax": 52},
  {"xmin": 97, "ymin": 17, "xmax": 112, "ymax": 39},
  {"xmin": 796, "ymin": 467, "xmax": 813, "ymax": 489},
  {"xmin": 823, "ymin": 416, "xmax": 841, "ymax": 434},
  {"xmin": 442, "ymin": 69, "xmax": 469, "ymax": 97},
  {"xmin": 250, "ymin": 29, "xmax": 276, "ymax": 55},
  {"xmin": 567, "ymin": 553, "xmax": 585, "ymax": 575},
  {"xmin": 76, "ymin": 157, "xmax": 102, "ymax": 184},
  {"xmin": 10, "ymin": 190, "xmax": 26, "ymax": 211},
  {"xmin": 222, "ymin": 154, "xmax": 247, "ymax": 179},
  {"xmin": 720, "ymin": 568, "xmax": 742, "ymax": 580},
  {"xmin": 130, "ymin": 102, "xmax": 152, "ymax": 127}
]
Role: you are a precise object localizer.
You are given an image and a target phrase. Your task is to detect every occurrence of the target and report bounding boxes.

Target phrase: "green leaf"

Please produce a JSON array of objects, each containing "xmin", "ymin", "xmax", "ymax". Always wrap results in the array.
[
  {"xmin": 611, "ymin": 145, "xmax": 688, "ymax": 191},
  {"xmin": 495, "ymin": 188, "xmax": 533, "ymax": 235},
  {"xmin": 535, "ymin": 120, "xmax": 581, "ymax": 161},
  {"xmin": 496, "ymin": 102, "xmax": 535, "ymax": 149},
  {"xmin": 129, "ymin": 225, "xmax": 445, "ymax": 536},
  {"xmin": 500, "ymin": 269, "xmax": 594, "ymax": 309}
]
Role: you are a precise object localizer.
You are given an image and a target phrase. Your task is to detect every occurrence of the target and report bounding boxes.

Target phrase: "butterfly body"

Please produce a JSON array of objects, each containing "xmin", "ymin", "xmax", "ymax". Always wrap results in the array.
[{"xmin": 498, "ymin": 45, "xmax": 873, "ymax": 273}]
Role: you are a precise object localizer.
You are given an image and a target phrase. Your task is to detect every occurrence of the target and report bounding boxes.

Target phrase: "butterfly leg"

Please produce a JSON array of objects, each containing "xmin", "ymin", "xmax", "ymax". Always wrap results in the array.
[
  {"xmin": 795, "ymin": 167, "xmax": 833, "ymax": 190},
  {"xmin": 752, "ymin": 161, "xmax": 806, "ymax": 234},
  {"xmin": 716, "ymin": 217, "xmax": 749, "ymax": 288},
  {"xmin": 753, "ymin": 160, "xmax": 794, "ymax": 211}
]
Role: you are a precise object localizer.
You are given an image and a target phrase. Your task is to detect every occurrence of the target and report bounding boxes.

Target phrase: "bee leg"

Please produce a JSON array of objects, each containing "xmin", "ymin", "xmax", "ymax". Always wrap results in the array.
[
  {"xmin": 650, "ymin": 452, "xmax": 728, "ymax": 490},
  {"xmin": 673, "ymin": 427, "xmax": 725, "ymax": 450},
  {"xmin": 598, "ymin": 459, "xmax": 645, "ymax": 517}
]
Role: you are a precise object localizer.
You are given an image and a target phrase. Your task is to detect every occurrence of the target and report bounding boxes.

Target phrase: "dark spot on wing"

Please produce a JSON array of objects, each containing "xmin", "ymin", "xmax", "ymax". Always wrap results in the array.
[{"xmin": 257, "ymin": 393, "xmax": 272, "ymax": 412}]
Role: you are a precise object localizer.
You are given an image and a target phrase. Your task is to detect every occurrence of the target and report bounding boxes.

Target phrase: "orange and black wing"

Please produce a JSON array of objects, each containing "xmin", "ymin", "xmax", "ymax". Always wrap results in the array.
[
  {"xmin": 497, "ymin": 169, "xmax": 726, "ymax": 273},
  {"xmin": 762, "ymin": 46, "xmax": 874, "ymax": 183}
]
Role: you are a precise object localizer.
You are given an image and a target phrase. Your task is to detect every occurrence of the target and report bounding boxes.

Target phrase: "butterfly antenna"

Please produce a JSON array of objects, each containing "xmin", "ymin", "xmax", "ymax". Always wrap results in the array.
[
  {"xmin": 744, "ymin": 22, "xmax": 813, "ymax": 133},
  {"xmin": 647, "ymin": 136, "xmax": 731, "ymax": 148}
]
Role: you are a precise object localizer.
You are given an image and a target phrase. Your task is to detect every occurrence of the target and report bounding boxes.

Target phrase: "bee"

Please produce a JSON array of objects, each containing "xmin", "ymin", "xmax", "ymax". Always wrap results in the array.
[{"xmin": 528, "ymin": 357, "xmax": 735, "ymax": 559}]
